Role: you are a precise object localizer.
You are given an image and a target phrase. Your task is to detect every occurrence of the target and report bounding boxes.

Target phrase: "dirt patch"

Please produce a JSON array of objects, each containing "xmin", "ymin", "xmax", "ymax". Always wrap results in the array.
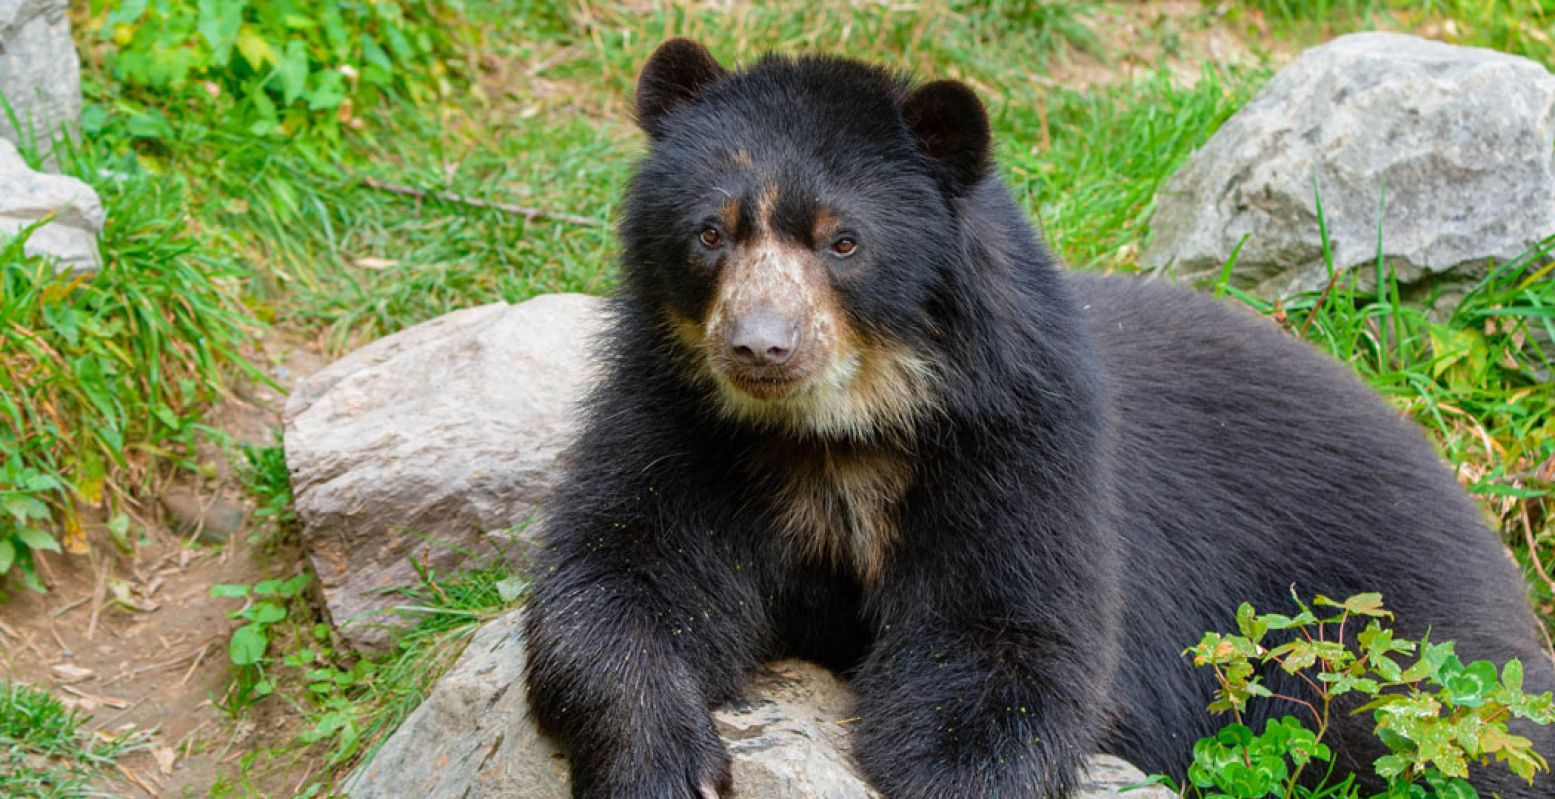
[
  {"xmin": 0, "ymin": 329, "xmax": 328, "ymax": 798},
  {"xmin": 1045, "ymin": 2, "xmax": 1300, "ymax": 90}
]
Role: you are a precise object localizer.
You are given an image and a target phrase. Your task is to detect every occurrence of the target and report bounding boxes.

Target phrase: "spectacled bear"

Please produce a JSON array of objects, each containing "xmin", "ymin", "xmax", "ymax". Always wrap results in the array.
[{"xmin": 522, "ymin": 39, "xmax": 1555, "ymax": 799}]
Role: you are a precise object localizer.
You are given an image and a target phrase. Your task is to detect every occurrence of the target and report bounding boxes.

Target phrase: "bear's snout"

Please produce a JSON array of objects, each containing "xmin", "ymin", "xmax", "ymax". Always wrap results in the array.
[{"xmin": 726, "ymin": 310, "xmax": 801, "ymax": 367}]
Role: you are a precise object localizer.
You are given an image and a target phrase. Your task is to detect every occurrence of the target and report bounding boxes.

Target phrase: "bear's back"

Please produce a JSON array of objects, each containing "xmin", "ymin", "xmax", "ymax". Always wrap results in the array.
[{"xmin": 1065, "ymin": 272, "xmax": 1551, "ymax": 779}]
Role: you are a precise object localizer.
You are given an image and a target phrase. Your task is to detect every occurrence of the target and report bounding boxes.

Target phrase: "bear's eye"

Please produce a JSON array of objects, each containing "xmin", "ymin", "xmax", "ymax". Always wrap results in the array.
[
  {"xmin": 830, "ymin": 237, "xmax": 858, "ymax": 257},
  {"xmin": 698, "ymin": 226, "xmax": 723, "ymax": 248}
]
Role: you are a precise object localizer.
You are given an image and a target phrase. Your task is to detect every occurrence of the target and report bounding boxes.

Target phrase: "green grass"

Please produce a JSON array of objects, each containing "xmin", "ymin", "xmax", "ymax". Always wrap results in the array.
[
  {"xmin": 0, "ymin": 136, "xmax": 258, "ymax": 592},
  {"xmin": 1002, "ymin": 62, "xmax": 1263, "ymax": 270},
  {"xmin": 1230, "ymin": 0, "xmax": 1555, "ymax": 66},
  {"xmin": 237, "ymin": 437, "xmax": 297, "ymax": 543},
  {"xmin": 0, "ymin": 681, "xmax": 151, "ymax": 798}
]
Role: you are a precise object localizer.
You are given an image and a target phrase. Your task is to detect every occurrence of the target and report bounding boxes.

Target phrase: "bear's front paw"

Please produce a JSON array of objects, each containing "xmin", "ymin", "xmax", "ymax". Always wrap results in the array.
[{"xmin": 571, "ymin": 738, "xmax": 731, "ymax": 799}]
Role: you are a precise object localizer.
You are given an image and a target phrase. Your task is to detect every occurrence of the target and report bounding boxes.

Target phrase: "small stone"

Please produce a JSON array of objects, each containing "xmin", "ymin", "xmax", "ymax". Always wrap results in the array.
[
  {"xmin": 50, "ymin": 662, "xmax": 93, "ymax": 684},
  {"xmin": 159, "ymin": 487, "xmax": 247, "ymax": 544}
]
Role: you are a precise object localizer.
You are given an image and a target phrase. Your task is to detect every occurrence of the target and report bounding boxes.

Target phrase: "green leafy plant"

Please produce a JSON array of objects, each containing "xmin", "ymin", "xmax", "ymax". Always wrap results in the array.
[
  {"xmin": 203, "ymin": 546, "xmax": 527, "ymax": 793},
  {"xmin": 211, "ymin": 573, "xmax": 313, "ymax": 712},
  {"xmin": 91, "ymin": 0, "xmax": 475, "ymax": 136},
  {"xmin": 1160, "ymin": 592, "xmax": 1555, "ymax": 799}
]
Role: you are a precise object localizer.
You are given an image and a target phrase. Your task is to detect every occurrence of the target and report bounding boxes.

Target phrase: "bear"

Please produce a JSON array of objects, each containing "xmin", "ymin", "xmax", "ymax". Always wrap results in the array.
[{"xmin": 522, "ymin": 39, "xmax": 1555, "ymax": 799}]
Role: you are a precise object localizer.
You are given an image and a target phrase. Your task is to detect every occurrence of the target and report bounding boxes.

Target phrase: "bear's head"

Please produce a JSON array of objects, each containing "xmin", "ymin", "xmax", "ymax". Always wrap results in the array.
[{"xmin": 622, "ymin": 39, "xmax": 996, "ymax": 440}]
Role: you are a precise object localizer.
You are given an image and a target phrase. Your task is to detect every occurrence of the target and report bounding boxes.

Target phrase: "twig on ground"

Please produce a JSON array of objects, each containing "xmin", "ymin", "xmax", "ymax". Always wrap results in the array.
[
  {"xmin": 359, "ymin": 176, "xmax": 604, "ymax": 227},
  {"xmin": 179, "ymin": 642, "xmax": 212, "ymax": 686},
  {"xmin": 104, "ymin": 647, "xmax": 207, "ymax": 684},
  {"xmin": 87, "ymin": 556, "xmax": 109, "ymax": 641},
  {"xmin": 59, "ymin": 685, "xmax": 131, "ymax": 708},
  {"xmin": 52, "ymin": 595, "xmax": 90, "ymax": 618},
  {"xmin": 115, "ymin": 762, "xmax": 158, "ymax": 797},
  {"xmin": 92, "ymin": 695, "xmax": 150, "ymax": 732}
]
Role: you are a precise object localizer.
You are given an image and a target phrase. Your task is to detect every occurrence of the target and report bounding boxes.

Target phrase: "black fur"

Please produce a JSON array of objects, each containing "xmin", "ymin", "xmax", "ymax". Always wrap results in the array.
[{"xmin": 524, "ymin": 43, "xmax": 1555, "ymax": 798}]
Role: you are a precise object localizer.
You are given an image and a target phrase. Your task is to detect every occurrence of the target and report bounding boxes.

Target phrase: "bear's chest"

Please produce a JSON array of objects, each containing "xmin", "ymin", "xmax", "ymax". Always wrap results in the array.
[{"xmin": 761, "ymin": 444, "xmax": 913, "ymax": 583}]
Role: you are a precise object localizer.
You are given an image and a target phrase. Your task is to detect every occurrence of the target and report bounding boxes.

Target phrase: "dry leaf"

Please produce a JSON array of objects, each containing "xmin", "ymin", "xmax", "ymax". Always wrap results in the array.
[
  {"xmin": 153, "ymin": 745, "xmax": 177, "ymax": 776},
  {"xmin": 51, "ymin": 662, "xmax": 95, "ymax": 683}
]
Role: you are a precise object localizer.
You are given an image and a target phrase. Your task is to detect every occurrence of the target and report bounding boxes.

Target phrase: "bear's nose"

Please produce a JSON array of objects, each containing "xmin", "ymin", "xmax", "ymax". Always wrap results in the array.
[{"xmin": 727, "ymin": 312, "xmax": 800, "ymax": 367}]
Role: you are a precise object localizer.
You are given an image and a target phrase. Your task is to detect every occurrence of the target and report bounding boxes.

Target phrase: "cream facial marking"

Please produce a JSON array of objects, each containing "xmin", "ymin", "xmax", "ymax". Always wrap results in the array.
[{"xmin": 673, "ymin": 187, "xmax": 941, "ymax": 439}]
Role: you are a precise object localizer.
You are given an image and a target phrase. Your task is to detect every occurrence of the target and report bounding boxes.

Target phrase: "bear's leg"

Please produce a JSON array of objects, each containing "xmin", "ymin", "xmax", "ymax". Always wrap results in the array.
[
  {"xmin": 850, "ymin": 621, "xmax": 1111, "ymax": 799},
  {"xmin": 523, "ymin": 532, "xmax": 763, "ymax": 799}
]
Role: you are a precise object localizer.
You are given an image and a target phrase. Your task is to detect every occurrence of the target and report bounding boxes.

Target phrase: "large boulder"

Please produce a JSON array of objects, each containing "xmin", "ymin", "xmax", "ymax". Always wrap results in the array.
[
  {"xmin": 347, "ymin": 609, "xmax": 1175, "ymax": 799},
  {"xmin": 1145, "ymin": 32, "xmax": 1555, "ymax": 300},
  {"xmin": 0, "ymin": 138, "xmax": 102, "ymax": 271},
  {"xmin": 0, "ymin": 0, "xmax": 83, "ymax": 148},
  {"xmin": 283, "ymin": 294, "xmax": 605, "ymax": 652}
]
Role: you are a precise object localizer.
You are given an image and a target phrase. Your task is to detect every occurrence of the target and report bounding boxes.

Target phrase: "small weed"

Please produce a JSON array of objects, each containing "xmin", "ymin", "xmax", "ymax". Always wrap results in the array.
[
  {"xmin": 205, "ymin": 550, "xmax": 524, "ymax": 791},
  {"xmin": 1159, "ymin": 592, "xmax": 1555, "ymax": 798},
  {"xmin": 238, "ymin": 435, "xmax": 296, "ymax": 542},
  {"xmin": 210, "ymin": 574, "xmax": 313, "ymax": 713}
]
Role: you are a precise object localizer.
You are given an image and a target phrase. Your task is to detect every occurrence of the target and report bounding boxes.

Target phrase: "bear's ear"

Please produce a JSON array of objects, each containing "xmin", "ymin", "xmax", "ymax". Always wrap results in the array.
[
  {"xmin": 902, "ymin": 80, "xmax": 991, "ymax": 196},
  {"xmin": 636, "ymin": 39, "xmax": 728, "ymax": 141}
]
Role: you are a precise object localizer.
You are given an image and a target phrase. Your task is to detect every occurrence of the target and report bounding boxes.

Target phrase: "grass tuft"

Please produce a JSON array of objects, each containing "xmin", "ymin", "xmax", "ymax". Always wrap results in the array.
[
  {"xmin": 1, "ymin": 136, "xmax": 258, "ymax": 591},
  {"xmin": 0, "ymin": 681, "xmax": 151, "ymax": 799}
]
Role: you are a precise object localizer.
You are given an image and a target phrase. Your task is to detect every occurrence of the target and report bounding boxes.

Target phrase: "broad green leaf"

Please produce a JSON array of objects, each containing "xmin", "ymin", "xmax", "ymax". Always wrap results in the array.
[
  {"xmin": 15, "ymin": 527, "xmax": 60, "ymax": 553},
  {"xmin": 197, "ymin": 0, "xmax": 246, "ymax": 66},
  {"xmin": 279, "ymin": 40, "xmax": 309, "ymax": 105},
  {"xmin": 236, "ymin": 27, "xmax": 274, "ymax": 70},
  {"xmin": 229, "ymin": 623, "xmax": 269, "ymax": 665},
  {"xmin": 4, "ymin": 494, "xmax": 49, "ymax": 522},
  {"xmin": 210, "ymin": 583, "xmax": 251, "ymax": 598},
  {"xmin": 106, "ymin": 0, "xmax": 149, "ymax": 27},
  {"xmin": 1503, "ymin": 659, "xmax": 1525, "ymax": 692},
  {"xmin": 0, "ymin": 539, "xmax": 14, "ymax": 574},
  {"xmin": 279, "ymin": 574, "xmax": 311, "ymax": 597},
  {"xmin": 244, "ymin": 601, "xmax": 286, "ymax": 625}
]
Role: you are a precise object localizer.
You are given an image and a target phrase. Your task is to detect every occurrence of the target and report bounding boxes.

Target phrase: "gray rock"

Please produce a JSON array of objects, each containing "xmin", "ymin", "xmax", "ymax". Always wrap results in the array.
[
  {"xmin": 0, "ymin": 138, "xmax": 102, "ymax": 271},
  {"xmin": 0, "ymin": 0, "xmax": 83, "ymax": 148},
  {"xmin": 283, "ymin": 294, "xmax": 605, "ymax": 652},
  {"xmin": 347, "ymin": 609, "xmax": 1174, "ymax": 799},
  {"xmin": 1145, "ymin": 32, "xmax": 1555, "ymax": 300},
  {"xmin": 159, "ymin": 486, "xmax": 247, "ymax": 545}
]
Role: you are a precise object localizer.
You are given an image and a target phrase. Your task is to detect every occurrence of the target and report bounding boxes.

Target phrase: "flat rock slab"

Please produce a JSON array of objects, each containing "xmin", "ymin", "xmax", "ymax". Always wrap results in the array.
[
  {"xmin": 1146, "ymin": 32, "xmax": 1555, "ymax": 300},
  {"xmin": 0, "ymin": 0, "xmax": 82, "ymax": 149},
  {"xmin": 283, "ymin": 294, "xmax": 606, "ymax": 652},
  {"xmin": 0, "ymin": 138, "xmax": 102, "ymax": 271},
  {"xmin": 347, "ymin": 609, "xmax": 1174, "ymax": 799}
]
